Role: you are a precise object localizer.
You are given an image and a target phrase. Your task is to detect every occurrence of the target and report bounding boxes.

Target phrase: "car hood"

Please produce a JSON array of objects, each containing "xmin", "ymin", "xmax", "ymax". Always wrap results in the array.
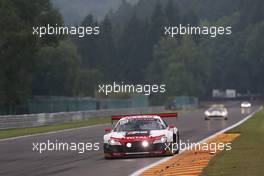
[{"xmin": 106, "ymin": 130, "xmax": 168, "ymax": 138}]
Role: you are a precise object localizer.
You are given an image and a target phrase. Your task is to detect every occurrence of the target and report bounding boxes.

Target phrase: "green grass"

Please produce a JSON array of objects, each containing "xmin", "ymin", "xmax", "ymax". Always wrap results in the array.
[
  {"xmin": 0, "ymin": 117, "xmax": 110, "ymax": 139},
  {"xmin": 202, "ymin": 108, "xmax": 264, "ymax": 176}
]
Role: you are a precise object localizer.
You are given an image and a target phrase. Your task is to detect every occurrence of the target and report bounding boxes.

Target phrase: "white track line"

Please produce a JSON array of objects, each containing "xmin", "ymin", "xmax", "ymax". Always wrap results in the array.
[
  {"xmin": 0, "ymin": 124, "xmax": 107, "ymax": 142},
  {"xmin": 130, "ymin": 106, "xmax": 263, "ymax": 176}
]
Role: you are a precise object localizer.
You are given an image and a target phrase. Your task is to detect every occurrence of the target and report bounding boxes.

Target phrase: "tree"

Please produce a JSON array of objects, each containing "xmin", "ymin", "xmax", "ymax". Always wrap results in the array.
[
  {"xmin": 32, "ymin": 41, "xmax": 80, "ymax": 96},
  {"xmin": 149, "ymin": 1, "xmax": 168, "ymax": 46},
  {"xmin": 181, "ymin": 8, "xmax": 199, "ymax": 26},
  {"xmin": 239, "ymin": 0, "xmax": 264, "ymax": 27},
  {"xmin": 98, "ymin": 16, "xmax": 117, "ymax": 82},
  {"xmin": 243, "ymin": 22, "xmax": 264, "ymax": 94},
  {"xmin": 75, "ymin": 14, "xmax": 99, "ymax": 68},
  {"xmin": 165, "ymin": 0, "xmax": 180, "ymax": 25},
  {"xmin": 148, "ymin": 36, "xmax": 210, "ymax": 98},
  {"xmin": 0, "ymin": 0, "xmax": 63, "ymax": 111},
  {"xmin": 78, "ymin": 69, "xmax": 102, "ymax": 97},
  {"xmin": 117, "ymin": 15, "xmax": 149, "ymax": 82}
]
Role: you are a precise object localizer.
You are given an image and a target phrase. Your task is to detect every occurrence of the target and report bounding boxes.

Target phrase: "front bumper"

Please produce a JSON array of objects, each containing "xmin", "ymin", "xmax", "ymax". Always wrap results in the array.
[
  {"xmin": 206, "ymin": 113, "xmax": 227, "ymax": 117},
  {"xmin": 207, "ymin": 115, "xmax": 225, "ymax": 117},
  {"xmin": 104, "ymin": 142, "xmax": 171, "ymax": 158},
  {"xmin": 241, "ymin": 105, "xmax": 251, "ymax": 108}
]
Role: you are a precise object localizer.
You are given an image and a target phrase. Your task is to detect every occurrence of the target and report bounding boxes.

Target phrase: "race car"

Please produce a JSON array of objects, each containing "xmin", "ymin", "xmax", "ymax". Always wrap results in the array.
[
  {"xmin": 103, "ymin": 113, "xmax": 180, "ymax": 159},
  {"xmin": 204, "ymin": 105, "xmax": 228, "ymax": 120},
  {"xmin": 240, "ymin": 101, "xmax": 252, "ymax": 114},
  {"xmin": 240, "ymin": 101, "xmax": 251, "ymax": 108}
]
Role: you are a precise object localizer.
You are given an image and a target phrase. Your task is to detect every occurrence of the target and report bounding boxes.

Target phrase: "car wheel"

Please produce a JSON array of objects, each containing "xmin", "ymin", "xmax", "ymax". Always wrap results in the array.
[
  {"xmin": 104, "ymin": 152, "xmax": 113, "ymax": 159},
  {"xmin": 104, "ymin": 156, "xmax": 110, "ymax": 159},
  {"xmin": 173, "ymin": 131, "xmax": 180, "ymax": 154},
  {"xmin": 224, "ymin": 117, "xmax": 228, "ymax": 120},
  {"xmin": 205, "ymin": 117, "xmax": 209, "ymax": 120}
]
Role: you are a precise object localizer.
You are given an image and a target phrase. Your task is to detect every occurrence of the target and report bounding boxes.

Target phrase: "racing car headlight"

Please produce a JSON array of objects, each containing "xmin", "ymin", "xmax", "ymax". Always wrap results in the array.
[
  {"xmin": 142, "ymin": 140, "xmax": 149, "ymax": 147},
  {"xmin": 222, "ymin": 111, "xmax": 227, "ymax": 116},
  {"xmin": 153, "ymin": 136, "xmax": 167, "ymax": 144},
  {"xmin": 108, "ymin": 139, "xmax": 122, "ymax": 145},
  {"xmin": 205, "ymin": 111, "xmax": 210, "ymax": 116}
]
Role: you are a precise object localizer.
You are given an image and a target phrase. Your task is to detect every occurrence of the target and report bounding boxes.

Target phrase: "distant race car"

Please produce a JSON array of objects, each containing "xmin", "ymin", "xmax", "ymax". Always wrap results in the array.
[
  {"xmin": 240, "ymin": 101, "xmax": 251, "ymax": 108},
  {"xmin": 103, "ymin": 113, "xmax": 180, "ymax": 159},
  {"xmin": 204, "ymin": 105, "xmax": 228, "ymax": 120}
]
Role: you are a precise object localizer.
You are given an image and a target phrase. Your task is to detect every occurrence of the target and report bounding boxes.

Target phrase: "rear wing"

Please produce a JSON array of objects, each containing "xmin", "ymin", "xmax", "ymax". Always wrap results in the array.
[{"xmin": 111, "ymin": 113, "xmax": 178, "ymax": 124}]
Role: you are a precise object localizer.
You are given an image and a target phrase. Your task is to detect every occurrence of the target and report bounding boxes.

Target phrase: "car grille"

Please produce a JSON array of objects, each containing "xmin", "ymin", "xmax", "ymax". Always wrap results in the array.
[{"xmin": 124, "ymin": 142, "xmax": 165, "ymax": 153}]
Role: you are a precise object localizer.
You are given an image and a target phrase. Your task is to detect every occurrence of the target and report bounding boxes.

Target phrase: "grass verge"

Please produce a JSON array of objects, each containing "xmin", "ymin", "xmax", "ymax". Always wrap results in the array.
[
  {"xmin": 0, "ymin": 117, "xmax": 110, "ymax": 139},
  {"xmin": 202, "ymin": 109, "xmax": 264, "ymax": 176}
]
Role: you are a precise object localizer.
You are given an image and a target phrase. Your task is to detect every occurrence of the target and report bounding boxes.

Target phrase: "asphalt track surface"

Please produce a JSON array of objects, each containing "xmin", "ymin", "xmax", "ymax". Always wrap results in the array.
[{"xmin": 0, "ymin": 102, "xmax": 261, "ymax": 176}]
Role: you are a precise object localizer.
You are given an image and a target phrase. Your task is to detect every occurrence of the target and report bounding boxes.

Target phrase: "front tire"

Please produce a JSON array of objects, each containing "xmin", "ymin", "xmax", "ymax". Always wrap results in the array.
[
  {"xmin": 173, "ymin": 131, "xmax": 180, "ymax": 154},
  {"xmin": 104, "ymin": 153, "xmax": 112, "ymax": 159}
]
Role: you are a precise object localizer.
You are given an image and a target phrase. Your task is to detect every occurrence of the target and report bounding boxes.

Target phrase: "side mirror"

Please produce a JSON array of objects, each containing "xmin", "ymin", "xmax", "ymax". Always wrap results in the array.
[
  {"xmin": 105, "ymin": 128, "xmax": 112, "ymax": 133},
  {"xmin": 168, "ymin": 124, "xmax": 175, "ymax": 129}
]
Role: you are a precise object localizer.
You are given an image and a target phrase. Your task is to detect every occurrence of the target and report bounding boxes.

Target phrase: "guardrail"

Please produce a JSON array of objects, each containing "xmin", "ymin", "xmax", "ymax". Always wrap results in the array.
[{"xmin": 0, "ymin": 106, "xmax": 165, "ymax": 130}]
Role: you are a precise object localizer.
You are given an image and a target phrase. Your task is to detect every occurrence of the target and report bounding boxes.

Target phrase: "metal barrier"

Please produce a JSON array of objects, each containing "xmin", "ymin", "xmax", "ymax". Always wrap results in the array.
[{"xmin": 0, "ymin": 106, "xmax": 165, "ymax": 130}]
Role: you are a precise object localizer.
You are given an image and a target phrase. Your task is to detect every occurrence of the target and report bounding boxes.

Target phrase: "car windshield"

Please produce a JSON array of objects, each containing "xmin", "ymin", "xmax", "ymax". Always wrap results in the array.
[
  {"xmin": 114, "ymin": 118, "xmax": 166, "ymax": 132},
  {"xmin": 208, "ymin": 107, "xmax": 224, "ymax": 112}
]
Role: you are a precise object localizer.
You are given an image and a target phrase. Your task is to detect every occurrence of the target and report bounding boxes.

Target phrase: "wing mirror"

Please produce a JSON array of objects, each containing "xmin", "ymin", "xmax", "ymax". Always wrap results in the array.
[
  {"xmin": 168, "ymin": 124, "xmax": 175, "ymax": 129},
  {"xmin": 104, "ymin": 128, "xmax": 112, "ymax": 133}
]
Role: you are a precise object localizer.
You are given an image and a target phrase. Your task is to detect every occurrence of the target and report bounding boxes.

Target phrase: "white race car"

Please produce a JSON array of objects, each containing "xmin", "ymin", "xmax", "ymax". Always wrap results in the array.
[
  {"xmin": 241, "ymin": 101, "xmax": 251, "ymax": 108},
  {"xmin": 103, "ymin": 113, "xmax": 180, "ymax": 159},
  {"xmin": 204, "ymin": 106, "xmax": 228, "ymax": 120}
]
